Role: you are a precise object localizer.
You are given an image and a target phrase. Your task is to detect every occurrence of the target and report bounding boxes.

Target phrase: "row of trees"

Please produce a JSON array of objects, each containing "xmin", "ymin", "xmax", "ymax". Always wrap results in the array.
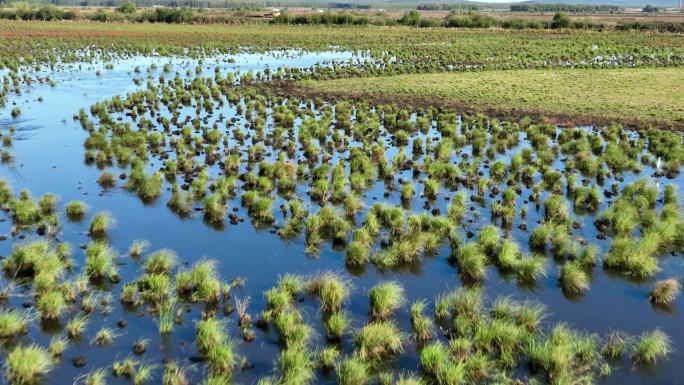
[{"xmin": 510, "ymin": 3, "xmax": 623, "ymax": 13}]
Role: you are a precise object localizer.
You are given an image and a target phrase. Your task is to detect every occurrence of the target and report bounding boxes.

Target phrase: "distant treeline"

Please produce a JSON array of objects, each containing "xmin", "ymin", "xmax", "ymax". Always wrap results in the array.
[
  {"xmin": 0, "ymin": 6, "xmax": 682, "ymax": 32},
  {"xmin": 329, "ymin": 2, "xmax": 371, "ymax": 9},
  {"xmin": 416, "ymin": 3, "xmax": 480, "ymax": 11},
  {"xmin": 0, "ymin": 5, "xmax": 77, "ymax": 20},
  {"xmin": 274, "ymin": 10, "xmax": 684, "ymax": 32},
  {"xmin": 510, "ymin": 3, "xmax": 624, "ymax": 13},
  {"xmin": 0, "ymin": 0, "xmax": 325, "ymax": 8}
]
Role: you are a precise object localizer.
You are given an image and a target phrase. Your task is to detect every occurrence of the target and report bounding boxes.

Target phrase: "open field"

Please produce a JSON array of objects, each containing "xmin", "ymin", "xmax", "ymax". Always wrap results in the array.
[{"xmin": 294, "ymin": 67, "xmax": 684, "ymax": 128}]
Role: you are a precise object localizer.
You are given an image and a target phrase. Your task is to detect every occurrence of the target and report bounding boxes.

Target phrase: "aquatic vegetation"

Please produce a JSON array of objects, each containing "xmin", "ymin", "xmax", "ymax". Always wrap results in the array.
[
  {"xmin": 337, "ymin": 357, "xmax": 370, "ymax": 385},
  {"xmin": 65, "ymin": 200, "xmax": 87, "ymax": 220},
  {"xmin": 0, "ymin": 309, "xmax": 30, "ymax": 338},
  {"xmin": 48, "ymin": 335, "xmax": 68, "ymax": 357},
  {"xmin": 355, "ymin": 321, "xmax": 404, "ymax": 361},
  {"xmin": 66, "ymin": 315, "xmax": 88, "ymax": 338},
  {"xmin": 129, "ymin": 239, "xmax": 150, "ymax": 257},
  {"xmin": 324, "ymin": 311, "xmax": 349, "ymax": 340},
  {"xmin": 92, "ymin": 327, "xmax": 117, "ymax": 346},
  {"xmin": 145, "ymin": 249, "xmax": 178, "ymax": 275},
  {"xmin": 133, "ymin": 363, "xmax": 156, "ymax": 385},
  {"xmin": 648, "ymin": 278, "xmax": 681, "ymax": 305},
  {"xmin": 411, "ymin": 300, "xmax": 434, "ymax": 342},
  {"xmin": 369, "ymin": 281, "xmax": 406, "ymax": 320},
  {"xmin": 526, "ymin": 323, "xmax": 600, "ymax": 384},
  {"xmin": 0, "ymin": 19, "xmax": 682, "ymax": 385},
  {"xmin": 277, "ymin": 347, "xmax": 315, "ymax": 385},
  {"xmin": 162, "ymin": 361, "xmax": 189, "ymax": 385},
  {"xmin": 4, "ymin": 344, "xmax": 53, "ymax": 385},
  {"xmin": 203, "ymin": 194, "xmax": 227, "ymax": 224},
  {"xmin": 309, "ymin": 347, "xmax": 334, "ymax": 373},
  {"xmin": 80, "ymin": 368, "xmax": 108, "ymax": 385},
  {"xmin": 559, "ymin": 262, "xmax": 589, "ymax": 296},
  {"xmin": 306, "ymin": 272, "xmax": 351, "ymax": 313},
  {"xmin": 36, "ymin": 290, "xmax": 67, "ymax": 320},
  {"xmin": 89, "ymin": 211, "xmax": 114, "ymax": 236},
  {"xmin": 97, "ymin": 172, "xmax": 116, "ymax": 188},
  {"xmin": 85, "ymin": 241, "xmax": 118, "ymax": 280},
  {"xmin": 454, "ymin": 242, "xmax": 487, "ymax": 282},
  {"xmin": 176, "ymin": 259, "xmax": 221, "ymax": 302},
  {"xmin": 602, "ymin": 331, "xmax": 630, "ymax": 359},
  {"xmin": 631, "ymin": 329, "xmax": 672, "ymax": 364},
  {"xmin": 158, "ymin": 297, "xmax": 176, "ymax": 334}
]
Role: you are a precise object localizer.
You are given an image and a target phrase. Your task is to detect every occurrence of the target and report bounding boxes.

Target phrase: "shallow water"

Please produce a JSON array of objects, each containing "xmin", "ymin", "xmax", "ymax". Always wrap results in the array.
[{"xmin": 0, "ymin": 50, "xmax": 683, "ymax": 385}]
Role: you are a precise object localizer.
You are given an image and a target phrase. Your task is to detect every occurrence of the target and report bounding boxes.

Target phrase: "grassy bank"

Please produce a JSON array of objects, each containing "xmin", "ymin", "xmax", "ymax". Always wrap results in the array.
[{"xmin": 294, "ymin": 67, "xmax": 684, "ymax": 128}]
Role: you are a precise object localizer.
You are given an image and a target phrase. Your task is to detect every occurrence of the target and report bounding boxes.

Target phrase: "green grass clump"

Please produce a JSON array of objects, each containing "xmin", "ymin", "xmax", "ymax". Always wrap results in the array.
[
  {"xmin": 369, "ymin": 281, "xmax": 406, "ymax": 320},
  {"xmin": 324, "ymin": 311, "xmax": 349, "ymax": 340},
  {"xmin": 66, "ymin": 315, "xmax": 88, "ymax": 338},
  {"xmin": 167, "ymin": 184, "xmax": 193, "ymax": 216},
  {"xmin": 411, "ymin": 300, "xmax": 434, "ymax": 342},
  {"xmin": 0, "ymin": 309, "xmax": 30, "ymax": 338},
  {"xmin": 134, "ymin": 362, "xmax": 157, "ymax": 385},
  {"xmin": 112, "ymin": 357, "xmax": 137, "ymax": 377},
  {"xmin": 496, "ymin": 238, "xmax": 520, "ymax": 271},
  {"xmin": 515, "ymin": 254, "xmax": 547, "ymax": 283},
  {"xmin": 420, "ymin": 341, "xmax": 450, "ymax": 377},
  {"xmin": 395, "ymin": 374, "xmax": 424, "ymax": 385},
  {"xmin": 92, "ymin": 327, "xmax": 117, "ymax": 346},
  {"xmin": 602, "ymin": 331, "xmax": 630, "ymax": 359},
  {"xmin": 648, "ymin": 278, "xmax": 681, "ymax": 305},
  {"xmin": 145, "ymin": 249, "xmax": 178, "ymax": 274},
  {"xmin": 454, "ymin": 242, "xmax": 487, "ymax": 282},
  {"xmin": 81, "ymin": 368, "xmax": 108, "ymax": 385},
  {"xmin": 4, "ymin": 344, "xmax": 53, "ymax": 385},
  {"xmin": 48, "ymin": 335, "xmax": 68, "ymax": 357},
  {"xmin": 337, "ymin": 356, "xmax": 370, "ymax": 385},
  {"xmin": 128, "ymin": 239, "xmax": 150, "ymax": 257},
  {"xmin": 89, "ymin": 211, "xmax": 114, "ymax": 236},
  {"xmin": 203, "ymin": 194, "xmax": 227, "ymax": 224},
  {"xmin": 319, "ymin": 346, "xmax": 340, "ymax": 369},
  {"xmin": 36, "ymin": 290, "xmax": 67, "ymax": 320},
  {"xmin": 176, "ymin": 259, "xmax": 221, "ymax": 302},
  {"xmin": 631, "ymin": 329, "xmax": 672, "ymax": 364},
  {"xmin": 196, "ymin": 318, "xmax": 228, "ymax": 354},
  {"xmin": 79, "ymin": 367, "xmax": 108, "ymax": 385},
  {"xmin": 526, "ymin": 323, "xmax": 598, "ymax": 384},
  {"xmin": 97, "ymin": 172, "xmax": 116, "ymax": 188},
  {"xmin": 355, "ymin": 321, "xmax": 404, "ymax": 361},
  {"xmin": 65, "ymin": 200, "xmax": 87, "ymax": 220},
  {"xmin": 306, "ymin": 272, "xmax": 350, "ymax": 313},
  {"xmin": 159, "ymin": 297, "xmax": 176, "ymax": 334},
  {"xmin": 447, "ymin": 191, "xmax": 467, "ymax": 223},
  {"xmin": 477, "ymin": 225, "xmax": 500, "ymax": 255},
  {"xmin": 559, "ymin": 262, "xmax": 589, "ymax": 296},
  {"xmin": 206, "ymin": 341, "xmax": 236, "ymax": 375},
  {"xmin": 8, "ymin": 192, "xmax": 41, "ymax": 226},
  {"xmin": 278, "ymin": 348, "xmax": 315, "ymax": 385},
  {"xmin": 603, "ymin": 237, "xmax": 661, "ymax": 278},
  {"xmin": 85, "ymin": 240, "xmax": 118, "ymax": 280},
  {"xmin": 162, "ymin": 361, "xmax": 189, "ymax": 385}
]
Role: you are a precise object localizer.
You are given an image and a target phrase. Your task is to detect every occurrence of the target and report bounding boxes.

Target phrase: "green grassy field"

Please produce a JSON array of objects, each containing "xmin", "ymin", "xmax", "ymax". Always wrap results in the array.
[{"xmin": 295, "ymin": 67, "xmax": 684, "ymax": 128}]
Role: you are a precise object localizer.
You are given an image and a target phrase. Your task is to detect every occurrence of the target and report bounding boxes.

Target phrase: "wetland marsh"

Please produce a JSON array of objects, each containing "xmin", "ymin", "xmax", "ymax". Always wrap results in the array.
[{"xmin": 0, "ymin": 19, "xmax": 683, "ymax": 385}]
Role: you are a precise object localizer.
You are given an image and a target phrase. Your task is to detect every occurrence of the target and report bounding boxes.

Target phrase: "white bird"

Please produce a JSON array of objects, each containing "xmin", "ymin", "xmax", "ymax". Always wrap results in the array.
[{"xmin": 656, "ymin": 157, "xmax": 662, "ymax": 170}]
